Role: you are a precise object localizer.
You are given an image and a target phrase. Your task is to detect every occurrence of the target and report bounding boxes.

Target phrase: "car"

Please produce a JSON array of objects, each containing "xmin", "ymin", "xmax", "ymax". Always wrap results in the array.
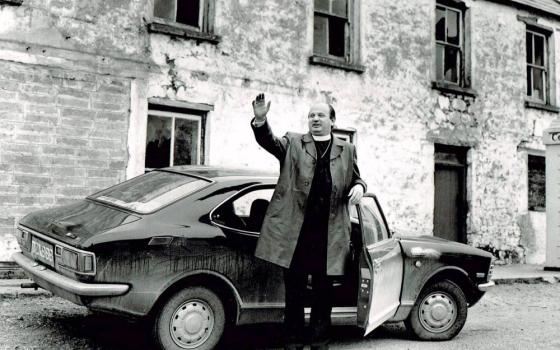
[{"xmin": 12, "ymin": 166, "xmax": 495, "ymax": 350}]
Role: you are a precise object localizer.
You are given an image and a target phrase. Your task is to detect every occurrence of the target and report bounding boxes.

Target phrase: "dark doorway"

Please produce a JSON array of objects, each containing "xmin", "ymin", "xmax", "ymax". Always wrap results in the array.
[{"xmin": 434, "ymin": 144, "xmax": 468, "ymax": 243}]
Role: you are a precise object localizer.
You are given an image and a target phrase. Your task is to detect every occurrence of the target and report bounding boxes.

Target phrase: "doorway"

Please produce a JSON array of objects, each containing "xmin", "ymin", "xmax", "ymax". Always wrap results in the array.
[{"xmin": 433, "ymin": 144, "xmax": 468, "ymax": 243}]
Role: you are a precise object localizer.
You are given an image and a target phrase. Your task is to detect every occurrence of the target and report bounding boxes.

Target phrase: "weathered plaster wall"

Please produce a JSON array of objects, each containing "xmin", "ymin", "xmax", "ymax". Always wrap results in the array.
[
  {"xmin": 143, "ymin": 0, "xmax": 556, "ymax": 263},
  {"xmin": 0, "ymin": 0, "xmax": 557, "ymax": 263}
]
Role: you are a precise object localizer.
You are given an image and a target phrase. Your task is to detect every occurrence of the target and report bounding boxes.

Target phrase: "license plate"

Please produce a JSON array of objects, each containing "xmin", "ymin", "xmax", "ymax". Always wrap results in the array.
[{"xmin": 31, "ymin": 237, "xmax": 54, "ymax": 266}]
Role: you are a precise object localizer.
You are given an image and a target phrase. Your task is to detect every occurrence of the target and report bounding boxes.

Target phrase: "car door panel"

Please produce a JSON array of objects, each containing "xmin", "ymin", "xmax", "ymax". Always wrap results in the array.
[{"xmin": 356, "ymin": 196, "xmax": 404, "ymax": 335}]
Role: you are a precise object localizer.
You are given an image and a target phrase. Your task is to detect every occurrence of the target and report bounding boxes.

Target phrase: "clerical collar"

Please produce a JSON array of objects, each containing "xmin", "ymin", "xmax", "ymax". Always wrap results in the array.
[{"xmin": 312, "ymin": 134, "xmax": 331, "ymax": 141}]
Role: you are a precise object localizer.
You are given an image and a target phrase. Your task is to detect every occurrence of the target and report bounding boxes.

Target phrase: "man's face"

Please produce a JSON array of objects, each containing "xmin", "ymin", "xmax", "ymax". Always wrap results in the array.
[{"xmin": 307, "ymin": 103, "xmax": 333, "ymax": 136}]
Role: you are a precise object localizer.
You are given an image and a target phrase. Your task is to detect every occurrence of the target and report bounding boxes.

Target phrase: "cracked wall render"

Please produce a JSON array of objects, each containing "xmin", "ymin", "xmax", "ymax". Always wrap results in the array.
[{"xmin": 1, "ymin": 0, "xmax": 558, "ymax": 263}]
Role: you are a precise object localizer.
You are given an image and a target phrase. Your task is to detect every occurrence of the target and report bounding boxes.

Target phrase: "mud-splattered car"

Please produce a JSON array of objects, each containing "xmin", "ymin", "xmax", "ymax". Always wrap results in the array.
[{"xmin": 12, "ymin": 166, "xmax": 494, "ymax": 350}]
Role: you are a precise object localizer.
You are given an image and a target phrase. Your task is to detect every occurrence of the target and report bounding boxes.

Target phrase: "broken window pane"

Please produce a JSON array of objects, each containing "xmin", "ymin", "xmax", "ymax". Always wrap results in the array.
[
  {"xmin": 314, "ymin": 15, "xmax": 328, "ymax": 55},
  {"xmin": 154, "ymin": 0, "xmax": 177, "ymax": 21},
  {"xmin": 436, "ymin": 7, "xmax": 446, "ymax": 41},
  {"xmin": 444, "ymin": 46, "xmax": 460, "ymax": 83},
  {"xmin": 436, "ymin": 44, "xmax": 444, "ymax": 80},
  {"xmin": 331, "ymin": 0, "xmax": 347, "ymax": 17},
  {"xmin": 174, "ymin": 118, "xmax": 199, "ymax": 166},
  {"xmin": 176, "ymin": 0, "xmax": 201, "ymax": 27},
  {"xmin": 315, "ymin": 0, "xmax": 329, "ymax": 11},
  {"xmin": 533, "ymin": 34, "xmax": 545, "ymax": 67},
  {"xmin": 532, "ymin": 67, "xmax": 545, "ymax": 100},
  {"xmin": 526, "ymin": 32, "xmax": 533, "ymax": 64},
  {"xmin": 145, "ymin": 116, "xmax": 172, "ymax": 168},
  {"xmin": 447, "ymin": 9, "xmax": 460, "ymax": 45},
  {"xmin": 328, "ymin": 16, "xmax": 346, "ymax": 57},
  {"xmin": 528, "ymin": 155, "xmax": 545, "ymax": 211}
]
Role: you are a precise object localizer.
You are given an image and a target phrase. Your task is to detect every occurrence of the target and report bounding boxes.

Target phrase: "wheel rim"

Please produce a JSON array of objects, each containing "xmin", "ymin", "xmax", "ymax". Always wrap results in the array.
[
  {"xmin": 169, "ymin": 298, "xmax": 215, "ymax": 349},
  {"xmin": 418, "ymin": 291, "xmax": 457, "ymax": 333}
]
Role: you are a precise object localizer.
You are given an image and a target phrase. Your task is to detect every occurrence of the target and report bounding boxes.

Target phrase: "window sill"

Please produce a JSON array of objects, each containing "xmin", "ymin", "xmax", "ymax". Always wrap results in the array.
[
  {"xmin": 431, "ymin": 81, "xmax": 477, "ymax": 98},
  {"xmin": 147, "ymin": 21, "xmax": 221, "ymax": 45},
  {"xmin": 309, "ymin": 55, "xmax": 365, "ymax": 73},
  {"xmin": 525, "ymin": 100, "xmax": 560, "ymax": 113},
  {"xmin": 0, "ymin": 0, "xmax": 23, "ymax": 5}
]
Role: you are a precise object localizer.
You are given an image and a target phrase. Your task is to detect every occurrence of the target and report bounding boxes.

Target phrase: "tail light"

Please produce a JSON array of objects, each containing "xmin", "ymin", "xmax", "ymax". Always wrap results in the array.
[{"xmin": 55, "ymin": 245, "xmax": 96, "ymax": 275}]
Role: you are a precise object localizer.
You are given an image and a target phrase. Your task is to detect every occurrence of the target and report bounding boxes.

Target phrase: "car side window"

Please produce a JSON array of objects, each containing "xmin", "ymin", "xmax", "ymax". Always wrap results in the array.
[
  {"xmin": 212, "ymin": 188, "xmax": 273, "ymax": 233},
  {"xmin": 359, "ymin": 196, "xmax": 388, "ymax": 244}
]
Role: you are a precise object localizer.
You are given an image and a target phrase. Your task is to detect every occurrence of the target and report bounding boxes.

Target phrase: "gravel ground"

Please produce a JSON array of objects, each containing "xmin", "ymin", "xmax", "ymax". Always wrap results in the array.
[{"xmin": 0, "ymin": 282, "xmax": 559, "ymax": 349}]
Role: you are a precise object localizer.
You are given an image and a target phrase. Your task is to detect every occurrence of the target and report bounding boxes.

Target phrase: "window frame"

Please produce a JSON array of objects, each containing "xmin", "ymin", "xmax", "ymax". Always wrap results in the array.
[
  {"xmin": 527, "ymin": 153, "xmax": 546, "ymax": 212},
  {"xmin": 526, "ymin": 28, "xmax": 549, "ymax": 104},
  {"xmin": 209, "ymin": 184, "xmax": 276, "ymax": 237},
  {"xmin": 148, "ymin": 0, "xmax": 220, "ymax": 44},
  {"xmin": 432, "ymin": 0, "xmax": 475, "ymax": 96},
  {"xmin": 145, "ymin": 108, "xmax": 204, "ymax": 169},
  {"xmin": 310, "ymin": 0, "xmax": 365, "ymax": 73},
  {"xmin": 435, "ymin": 3, "xmax": 463, "ymax": 86}
]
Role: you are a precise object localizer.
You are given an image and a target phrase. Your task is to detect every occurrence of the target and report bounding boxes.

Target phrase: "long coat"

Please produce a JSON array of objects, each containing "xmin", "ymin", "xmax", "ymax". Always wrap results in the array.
[{"xmin": 252, "ymin": 120, "xmax": 366, "ymax": 275}]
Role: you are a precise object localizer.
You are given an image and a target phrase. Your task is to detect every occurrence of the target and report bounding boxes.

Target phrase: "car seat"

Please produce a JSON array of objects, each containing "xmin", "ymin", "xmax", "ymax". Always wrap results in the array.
[{"xmin": 247, "ymin": 199, "xmax": 269, "ymax": 232}]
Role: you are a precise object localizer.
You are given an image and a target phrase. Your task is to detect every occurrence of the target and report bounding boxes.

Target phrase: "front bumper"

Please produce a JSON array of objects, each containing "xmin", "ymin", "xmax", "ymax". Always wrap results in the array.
[
  {"xmin": 12, "ymin": 252, "xmax": 129, "ymax": 300},
  {"xmin": 477, "ymin": 280, "xmax": 495, "ymax": 292}
]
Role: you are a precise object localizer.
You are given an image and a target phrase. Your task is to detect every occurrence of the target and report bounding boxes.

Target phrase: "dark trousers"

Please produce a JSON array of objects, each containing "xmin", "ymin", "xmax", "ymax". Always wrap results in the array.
[{"xmin": 283, "ymin": 268, "xmax": 334, "ymax": 345}]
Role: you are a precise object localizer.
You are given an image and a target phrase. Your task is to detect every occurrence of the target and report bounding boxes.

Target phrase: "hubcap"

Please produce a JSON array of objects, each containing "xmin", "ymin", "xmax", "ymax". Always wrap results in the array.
[
  {"xmin": 418, "ymin": 291, "xmax": 457, "ymax": 333},
  {"xmin": 170, "ymin": 299, "xmax": 214, "ymax": 348}
]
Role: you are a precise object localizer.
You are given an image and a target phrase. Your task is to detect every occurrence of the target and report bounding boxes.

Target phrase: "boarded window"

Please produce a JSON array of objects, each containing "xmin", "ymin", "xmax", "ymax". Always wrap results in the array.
[
  {"xmin": 526, "ymin": 30, "xmax": 549, "ymax": 103},
  {"xmin": 145, "ymin": 109, "xmax": 203, "ymax": 169},
  {"xmin": 154, "ymin": 0, "xmax": 204, "ymax": 29},
  {"xmin": 528, "ymin": 155, "xmax": 545, "ymax": 211},
  {"xmin": 313, "ymin": 0, "xmax": 349, "ymax": 59},
  {"xmin": 435, "ymin": 2, "xmax": 464, "ymax": 85}
]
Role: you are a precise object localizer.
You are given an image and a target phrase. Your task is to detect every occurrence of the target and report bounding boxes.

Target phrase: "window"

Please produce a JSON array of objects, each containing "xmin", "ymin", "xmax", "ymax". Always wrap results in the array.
[
  {"xmin": 90, "ymin": 171, "xmax": 210, "ymax": 214},
  {"xmin": 528, "ymin": 155, "xmax": 545, "ymax": 211},
  {"xmin": 211, "ymin": 188, "xmax": 274, "ymax": 233},
  {"xmin": 145, "ymin": 108, "xmax": 204, "ymax": 169},
  {"xmin": 154, "ymin": 0, "xmax": 206, "ymax": 30},
  {"xmin": 311, "ymin": 0, "xmax": 364, "ymax": 72},
  {"xmin": 526, "ymin": 29, "xmax": 549, "ymax": 103},
  {"xmin": 150, "ymin": 0, "xmax": 219, "ymax": 43},
  {"xmin": 435, "ymin": 1, "xmax": 464, "ymax": 85}
]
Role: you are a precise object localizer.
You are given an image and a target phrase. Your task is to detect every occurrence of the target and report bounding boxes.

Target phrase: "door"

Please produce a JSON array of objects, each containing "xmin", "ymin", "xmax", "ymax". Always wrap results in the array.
[
  {"xmin": 356, "ymin": 195, "xmax": 404, "ymax": 335},
  {"xmin": 434, "ymin": 144, "xmax": 468, "ymax": 243}
]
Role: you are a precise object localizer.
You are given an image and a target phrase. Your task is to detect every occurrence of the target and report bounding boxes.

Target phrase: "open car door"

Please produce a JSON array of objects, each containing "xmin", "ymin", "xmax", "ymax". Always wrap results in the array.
[{"xmin": 356, "ymin": 194, "xmax": 404, "ymax": 335}]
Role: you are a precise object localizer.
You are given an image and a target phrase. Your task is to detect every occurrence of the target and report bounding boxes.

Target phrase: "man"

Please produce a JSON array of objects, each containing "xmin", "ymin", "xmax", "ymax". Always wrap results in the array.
[{"xmin": 251, "ymin": 93, "xmax": 366, "ymax": 350}]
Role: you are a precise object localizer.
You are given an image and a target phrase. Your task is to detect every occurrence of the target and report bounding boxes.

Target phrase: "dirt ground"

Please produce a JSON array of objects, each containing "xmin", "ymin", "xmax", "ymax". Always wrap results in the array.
[{"xmin": 0, "ymin": 282, "xmax": 559, "ymax": 349}]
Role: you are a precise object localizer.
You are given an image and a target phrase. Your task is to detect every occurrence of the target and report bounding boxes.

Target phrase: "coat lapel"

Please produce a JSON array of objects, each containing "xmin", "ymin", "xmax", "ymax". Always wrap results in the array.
[
  {"xmin": 330, "ymin": 135, "xmax": 344, "ymax": 160},
  {"xmin": 302, "ymin": 133, "xmax": 316, "ymax": 159}
]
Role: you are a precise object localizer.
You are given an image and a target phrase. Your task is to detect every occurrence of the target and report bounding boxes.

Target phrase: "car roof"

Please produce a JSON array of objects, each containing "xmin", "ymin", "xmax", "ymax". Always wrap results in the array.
[{"xmin": 156, "ymin": 165, "xmax": 278, "ymax": 180}]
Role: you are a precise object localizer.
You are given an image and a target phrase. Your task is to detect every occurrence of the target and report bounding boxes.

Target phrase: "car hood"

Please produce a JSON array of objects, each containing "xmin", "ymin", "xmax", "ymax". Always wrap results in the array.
[
  {"xmin": 18, "ymin": 200, "xmax": 140, "ymax": 248},
  {"xmin": 396, "ymin": 234, "xmax": 494, "ymax": 258}
]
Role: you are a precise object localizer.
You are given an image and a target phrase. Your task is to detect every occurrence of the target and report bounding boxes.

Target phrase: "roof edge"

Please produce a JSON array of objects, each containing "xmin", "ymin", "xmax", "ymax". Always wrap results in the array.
[{"xmin": 480, "ymin": 0, "xmax": 560, "ymax": 19}]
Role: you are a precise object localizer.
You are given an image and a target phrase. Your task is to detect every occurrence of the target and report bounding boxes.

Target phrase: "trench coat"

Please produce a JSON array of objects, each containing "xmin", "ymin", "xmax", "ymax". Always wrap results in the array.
[{"xmin": 251, "ymin": 120, "xmax": 366, "ymax": 275}]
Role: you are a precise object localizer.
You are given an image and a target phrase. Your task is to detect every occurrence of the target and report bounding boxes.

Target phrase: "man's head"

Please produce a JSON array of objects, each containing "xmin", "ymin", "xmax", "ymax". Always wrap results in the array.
[{"xmin": 308, "ymin": 102, "xmax": 335, "ymax": 136}]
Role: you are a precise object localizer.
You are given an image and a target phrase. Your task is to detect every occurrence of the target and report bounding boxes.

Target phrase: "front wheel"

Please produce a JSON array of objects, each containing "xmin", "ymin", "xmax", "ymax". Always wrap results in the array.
[
  {"xmin": 404, "ymin": 280, "xmax": 468, "ymax": 340},
  {"xmin": 153, "ymin": 286, "xmax": 225, "ymax": 350}
]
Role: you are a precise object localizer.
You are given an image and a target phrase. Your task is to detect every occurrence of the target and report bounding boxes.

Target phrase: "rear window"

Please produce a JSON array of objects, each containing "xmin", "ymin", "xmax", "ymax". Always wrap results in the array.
[{"xmin": 90, "ymin": 171, "xmax": 210, "ymax": 213}]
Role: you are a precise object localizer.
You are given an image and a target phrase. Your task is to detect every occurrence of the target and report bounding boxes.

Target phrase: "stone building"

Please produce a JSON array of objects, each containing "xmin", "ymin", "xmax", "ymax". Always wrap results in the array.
[{"xmin": 0, "ymin": 0, "xmax": 558, "ymax": 265}]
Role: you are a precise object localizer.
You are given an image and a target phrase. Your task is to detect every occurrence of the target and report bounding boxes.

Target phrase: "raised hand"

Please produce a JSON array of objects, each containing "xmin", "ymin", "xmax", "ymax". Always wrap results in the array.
[{"xmin": 252, "ymin": 93, "xmax": 271, "ymax": 122}]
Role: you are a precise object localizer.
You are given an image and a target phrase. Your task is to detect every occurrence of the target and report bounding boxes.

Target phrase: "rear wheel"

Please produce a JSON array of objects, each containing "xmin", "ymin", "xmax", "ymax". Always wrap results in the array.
[
  {"xmin": 405, "ymin": 280, "xmax": 467, "ymax": 340},
  {"xmin": 153, "ymin": 286, "xmax": 225, "ymax": 350}
]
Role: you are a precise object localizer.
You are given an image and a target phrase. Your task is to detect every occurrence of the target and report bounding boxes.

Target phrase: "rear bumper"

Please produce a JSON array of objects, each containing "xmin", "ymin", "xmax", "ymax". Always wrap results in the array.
[
  {"xmin": 477, "ymin": 280, "xmax": 495, "ymax": 292},
  {"xmin": 12, "ymin": 252, "xmax": 129, "ymax": 298}
]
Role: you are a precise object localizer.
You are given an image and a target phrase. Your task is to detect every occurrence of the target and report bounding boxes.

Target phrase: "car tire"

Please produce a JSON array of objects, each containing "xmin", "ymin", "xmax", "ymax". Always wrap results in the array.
[
  {"xmin": 153, "ymin": 286, "xmax": 226, "ymax": 350},
  {"xmin": 404, "ymin": 279, "xmax": 467, "ymax": 341}
]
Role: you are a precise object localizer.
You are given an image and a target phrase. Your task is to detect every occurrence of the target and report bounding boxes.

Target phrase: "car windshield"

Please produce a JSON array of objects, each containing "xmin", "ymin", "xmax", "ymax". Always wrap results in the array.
[{"xmin": 90, "ymin": 171, "xmax": 210, "ymax": 213}]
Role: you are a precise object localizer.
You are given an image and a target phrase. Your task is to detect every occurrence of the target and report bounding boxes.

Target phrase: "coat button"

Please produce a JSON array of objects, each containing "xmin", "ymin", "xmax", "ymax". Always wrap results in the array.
[{"xmin": 304, "ymin": 180, "xmax": 310, "ymax": 186}]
